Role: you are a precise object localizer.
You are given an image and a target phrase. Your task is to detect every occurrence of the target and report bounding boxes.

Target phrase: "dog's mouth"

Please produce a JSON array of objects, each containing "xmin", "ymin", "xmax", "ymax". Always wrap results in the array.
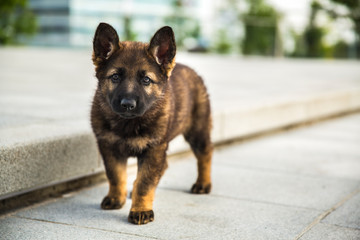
[{"xmin": 118, "ymin": 113, "xmax": 139, "ymax": 119}]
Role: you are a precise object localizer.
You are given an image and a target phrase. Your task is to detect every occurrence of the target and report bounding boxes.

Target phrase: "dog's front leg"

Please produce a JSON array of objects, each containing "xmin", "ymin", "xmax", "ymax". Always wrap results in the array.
[
  {"xmin": 98, "ymin": 139, "xmax": 128, "ymax": 210},
  {"xmin": 128, "ymin": 143, "xmax": 168, "ymax": 224}
]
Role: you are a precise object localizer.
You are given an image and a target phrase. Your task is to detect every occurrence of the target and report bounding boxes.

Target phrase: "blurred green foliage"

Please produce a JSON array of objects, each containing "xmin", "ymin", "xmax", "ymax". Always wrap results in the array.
[
  {"xmin": 1, "ymin": 0, "xmax": 356, "ymax": 59},
  {"xmin": 211, "ymin": 0, "xmax": 241, "ymax": 54},
  {"xmin": 211, "ymin": 0, "xmax": 358, "ymax": 58},
  {"xmin": 332, "ymin": 40, "xmax": 352, "ymax": 58},
  {"xmin": 123, "ymin": 16, "xmax": 137, "ymax": 41},
  {"xmin": 292, "ymin": 0, "xmax": 360, "ymax": 58},
  {"xmin": 290, "ymin": 0, "xmax": 356, "ymax": 58},
  {"xmin": 292, "ymin": 1, "xmax": 327, "ymax": 58},
  {"xmin": 242, "ymin": 0, "xmax": 281, "ymax": 56},
  {"xmin": 303, "ymin": 27, "xmax": 327, "ymax": 58},
  {"xmin": 0, "ymin": 0, "xmax": 37, "ymax": 45},
  {"xmin": 291, "ymin": 27, "xmax": 328, "ymax": 58},
  {"xmin": 213, "ymin": 29, "xmax": 232, "ymax": 54},
  {"xmin": 164, "ymin": 0, "xmax": 201, "ymax": 50},
  {"xmin": 327, "ymin": 0, "xmax": 360, "ymax": 58}
]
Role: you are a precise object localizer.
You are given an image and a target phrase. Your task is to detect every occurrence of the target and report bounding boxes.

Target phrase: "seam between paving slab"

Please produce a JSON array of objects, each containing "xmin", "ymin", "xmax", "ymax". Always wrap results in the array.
[
  {"xmin": 294, "ymin": 188, "xmax": 360, "ymax": 240},
  {"xmin": 10, "ymin": 215, "xmax": 160, "ymax": 239}
]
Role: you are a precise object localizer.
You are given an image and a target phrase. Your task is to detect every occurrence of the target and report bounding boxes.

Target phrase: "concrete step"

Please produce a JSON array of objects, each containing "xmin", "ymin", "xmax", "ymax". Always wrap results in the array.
[{"xmin": 1, "ymin": 47, "xmax": 360, "ymax": 200}]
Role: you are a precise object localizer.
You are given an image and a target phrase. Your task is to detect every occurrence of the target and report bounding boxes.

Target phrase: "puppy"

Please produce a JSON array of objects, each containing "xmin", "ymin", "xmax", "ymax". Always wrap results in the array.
[{"xmin": 91, "ymin": 23, "xmax": 213, "ymax": 224}]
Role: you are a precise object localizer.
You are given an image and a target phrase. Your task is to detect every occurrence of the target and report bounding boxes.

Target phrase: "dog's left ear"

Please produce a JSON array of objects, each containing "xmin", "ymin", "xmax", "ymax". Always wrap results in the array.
[{"xmin": 148, "ymin": 26, "xmax": 176, "ymax": 77}]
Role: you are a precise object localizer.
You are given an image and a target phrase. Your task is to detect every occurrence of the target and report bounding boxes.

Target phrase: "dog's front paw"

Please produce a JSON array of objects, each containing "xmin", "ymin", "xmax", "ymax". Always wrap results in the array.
[
  {"xmin": 128, "ymin": 210, "xmax": 154, "ymax": 225},
  {"xmin": 101, "ymin": 196, "xmax": 125, "ymax": 210},
  {"xmin": 191, "ymin": 182, "xmax": 211, "ymax": 194}
]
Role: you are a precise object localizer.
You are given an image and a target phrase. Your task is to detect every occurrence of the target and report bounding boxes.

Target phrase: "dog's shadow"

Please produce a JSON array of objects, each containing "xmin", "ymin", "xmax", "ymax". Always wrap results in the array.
[
  {"xmin": 82, "ymin": 187, "xmax": 191, "ymax": 225},
  {"xmin": 82, "ymin": 202, "xmax": 131, "ymax": 224}
]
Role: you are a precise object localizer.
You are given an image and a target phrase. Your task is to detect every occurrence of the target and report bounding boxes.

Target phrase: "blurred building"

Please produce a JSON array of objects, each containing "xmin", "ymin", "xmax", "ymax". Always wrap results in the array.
[
  {"xmin": 28, "ymin": 0, "xmax": 220, "ymax": 47},
  {"xmin": 28, "ymin": 0, "xmax": 70, "ymax": 46}
]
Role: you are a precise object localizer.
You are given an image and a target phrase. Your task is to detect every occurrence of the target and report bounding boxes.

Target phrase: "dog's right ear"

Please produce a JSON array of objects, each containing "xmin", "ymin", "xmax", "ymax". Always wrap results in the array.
[{"xmin": 92, "ymin": 23, "xmax": 120, "ymax": 65}]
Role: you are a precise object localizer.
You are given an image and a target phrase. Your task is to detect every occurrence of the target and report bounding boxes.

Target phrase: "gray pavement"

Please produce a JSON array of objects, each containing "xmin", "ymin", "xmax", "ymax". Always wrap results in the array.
[
  {"xmin": 1, "ymin": 113, "xmax": 360, "ymax": 239},
  {"xmin": 1, "ymin": 47, "xmax": 360, "ymax": 199}
]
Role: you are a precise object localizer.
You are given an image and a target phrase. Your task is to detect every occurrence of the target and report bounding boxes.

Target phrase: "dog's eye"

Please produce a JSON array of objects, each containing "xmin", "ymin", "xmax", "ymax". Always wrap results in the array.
[
  {"xmin": 111, "ymin": 74, "xmax": 120, "ymax": 83},
  {"xmin": 141, "ymin": 76, "xmax": 151, "ymax": 86}
]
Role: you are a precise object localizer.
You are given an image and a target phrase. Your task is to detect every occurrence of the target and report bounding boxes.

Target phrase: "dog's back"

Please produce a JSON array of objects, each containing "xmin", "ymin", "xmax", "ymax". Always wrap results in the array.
[{"xmin": 165, "ymin": 63, "xmax": 211, "ymax": 143}]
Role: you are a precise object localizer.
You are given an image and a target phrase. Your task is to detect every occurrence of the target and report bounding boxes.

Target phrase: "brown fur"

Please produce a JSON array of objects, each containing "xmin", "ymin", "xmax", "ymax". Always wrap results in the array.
[{"xmin": 91, "ymin": 23, "xmax": 213, "ymax": 224}]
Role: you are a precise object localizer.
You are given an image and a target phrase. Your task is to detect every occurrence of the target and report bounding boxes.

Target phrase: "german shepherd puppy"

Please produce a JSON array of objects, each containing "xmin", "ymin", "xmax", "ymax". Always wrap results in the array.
[{"xmin": 91, "ymin": 23, "xmax": 213, "ymax": 225}]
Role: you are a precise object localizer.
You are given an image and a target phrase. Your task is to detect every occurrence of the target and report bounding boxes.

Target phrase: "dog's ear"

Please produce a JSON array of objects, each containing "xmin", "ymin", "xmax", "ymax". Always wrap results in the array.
[
  {"xmin": 93, "ymin": 23, "xmax": 120, "ymax": 65},
  {"xmin": 148, "ymin": 26, "xmax": 176, "ymax": 77}
]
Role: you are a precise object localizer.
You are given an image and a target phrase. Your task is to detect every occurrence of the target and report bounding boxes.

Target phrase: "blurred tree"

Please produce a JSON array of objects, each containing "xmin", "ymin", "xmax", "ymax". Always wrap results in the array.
[
  {"xmin": 333, "ymin": 40, "xmax": 351, "ymax": 58},
  {"xmin": 242, "ymin": 0, "xmax": 281, "ymax": 56},
  {"xmin": 304, "ymin": 1, "xmax": 327, "ymax": 57},
  {"xmin": 290, "ymin": 30, "xmax": 306, "ymax": 57},
  {"xmin": 291, "ymin": 1, "xmax": 327, "ymax": 58},
  {"xmin": 123, "ymin": 16, "xmax": 137, "ymax": 41},
  {"xmin": 213, "ymin": 29, "xmax": 232, "ymax": 54},
  {"xmin": 164, "ymin": 0, "xmax": 201, "ymax": 50},
  {"xmin": 0, "ymin": 0, "xmax": 37, "ymax": 45},
  {"xmin": 321, "ymin": 0, "xmax": 360, "ymax": 58},
  {"xmin": 212, "ymin": 0, "xmax": 243, "ymax": 54}
]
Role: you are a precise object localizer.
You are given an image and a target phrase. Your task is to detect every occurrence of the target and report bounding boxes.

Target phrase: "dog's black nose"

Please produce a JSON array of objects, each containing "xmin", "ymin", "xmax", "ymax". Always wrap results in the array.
[{"xmin": 121, "ymin": 98, "xmax": 136, "ymax": 111}]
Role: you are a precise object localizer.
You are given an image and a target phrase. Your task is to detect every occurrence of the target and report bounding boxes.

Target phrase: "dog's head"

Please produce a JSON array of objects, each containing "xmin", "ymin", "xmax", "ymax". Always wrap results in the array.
[{"xmin": 92, "ymin": 23, "xmax": 176, "ymax": 119}]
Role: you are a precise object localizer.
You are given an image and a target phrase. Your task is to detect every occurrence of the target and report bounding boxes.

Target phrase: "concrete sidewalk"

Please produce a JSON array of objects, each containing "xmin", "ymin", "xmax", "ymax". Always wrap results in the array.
[
  {"xmin": 1, "ymin": 113, "xmax": 359, "ymax": 239},
  {"xmin": 1, "ymin": 47, "xmax": 360, "ymax": 200}
]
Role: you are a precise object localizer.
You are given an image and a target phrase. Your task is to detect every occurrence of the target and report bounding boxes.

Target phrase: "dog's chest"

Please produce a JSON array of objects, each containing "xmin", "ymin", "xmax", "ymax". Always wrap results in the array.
[{"xmin": 108, "ymin": 119, "xmax": 161, "ymax": 153}]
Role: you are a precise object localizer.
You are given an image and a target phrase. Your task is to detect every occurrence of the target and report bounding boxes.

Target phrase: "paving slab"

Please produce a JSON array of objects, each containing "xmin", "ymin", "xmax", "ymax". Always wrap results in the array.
[
  {"xmin": 0, "ymin": 216, "xmax": 149, "ymax": 240},
  {"xmin": 1, "ymin": 113, "xmax": 359, "ymax": 239},
  {"xmin": 212, "ymin": 114, "xmax": 360, "ymax": 180},
  {"xmin": 162, "ymin": 154, "xmax": 360, "ymax": 211},
  {"xmin": 6, "ymin": 186, "xmax": 320, "ymax": 240}
]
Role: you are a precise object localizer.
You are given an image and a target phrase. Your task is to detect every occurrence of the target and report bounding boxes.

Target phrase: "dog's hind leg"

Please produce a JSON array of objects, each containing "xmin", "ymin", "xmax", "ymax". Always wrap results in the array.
[
  {"xmin": 184, "ymin": 99, "xmax": 213, "ymax": 194},
  {"xmin": 186, "ymin": 131, "xmax": 213, "ymax": 194}
]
